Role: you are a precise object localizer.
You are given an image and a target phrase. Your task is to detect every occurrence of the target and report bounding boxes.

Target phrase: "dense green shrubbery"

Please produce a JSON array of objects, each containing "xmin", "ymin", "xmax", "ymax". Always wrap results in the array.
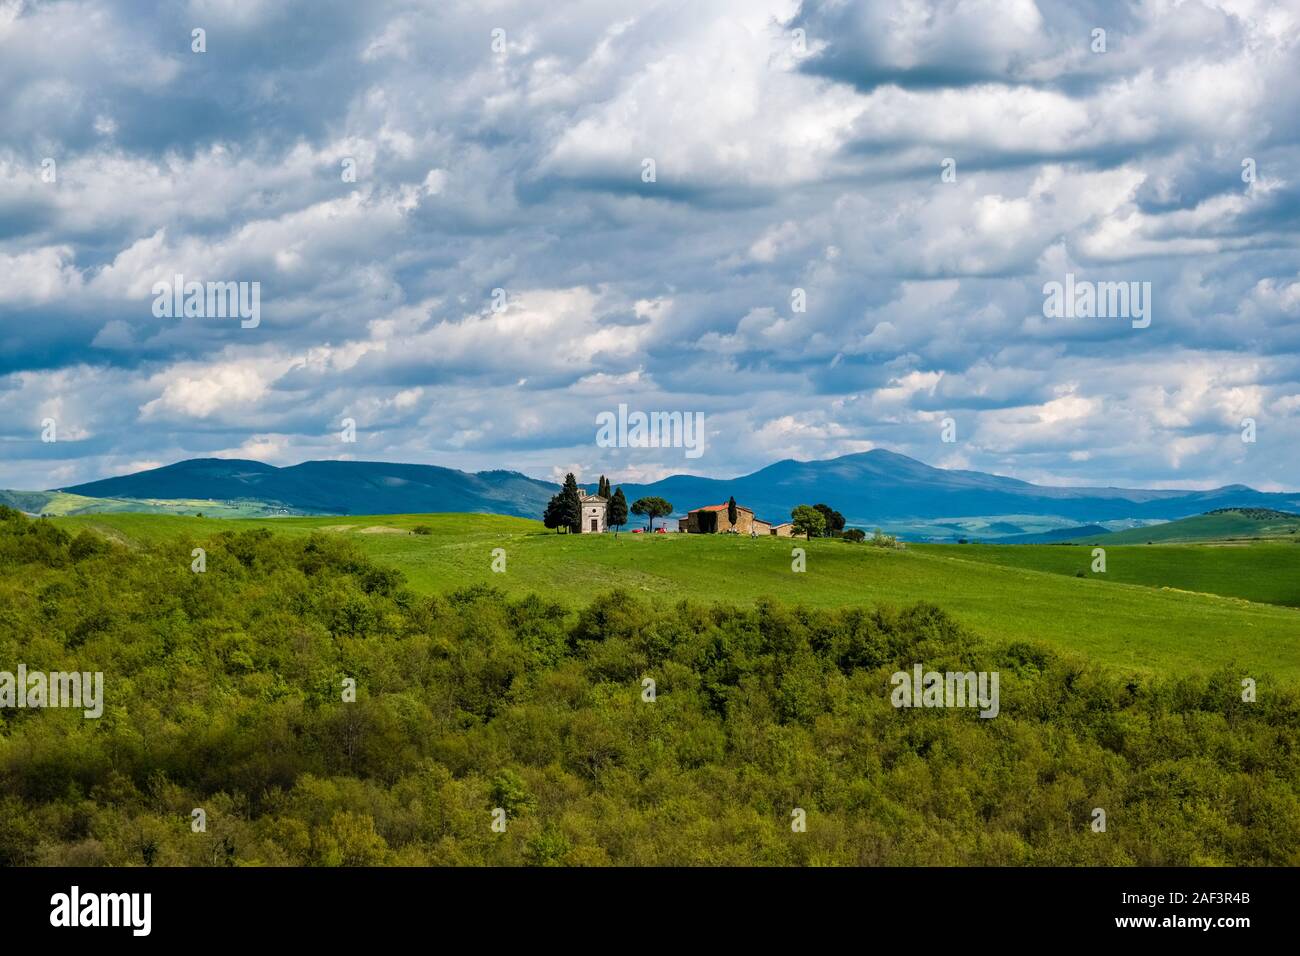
[{"xmin": 1, "ymin": 506, "xmax": 1297, "ymax": 866}]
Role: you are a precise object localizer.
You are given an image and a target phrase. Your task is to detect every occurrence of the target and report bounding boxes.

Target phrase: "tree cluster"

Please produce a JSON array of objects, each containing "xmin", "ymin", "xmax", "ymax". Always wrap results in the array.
[
  {"xmin": 543, "ymin": 475, "xmax": 630, "ymax": 533},
  {"xmin": 790, "ymin": 503, "xmax": 847, "ymax": 539}
]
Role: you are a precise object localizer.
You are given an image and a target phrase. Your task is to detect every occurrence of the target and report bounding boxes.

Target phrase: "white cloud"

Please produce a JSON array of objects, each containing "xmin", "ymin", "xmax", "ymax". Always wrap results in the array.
[
  {"xmin": 0, "ymin": 246, "xmax": 83, "ymax": 303},
  {"xmin": 140, "ymin": 362, "xmax": 272, "ymax": 420}
]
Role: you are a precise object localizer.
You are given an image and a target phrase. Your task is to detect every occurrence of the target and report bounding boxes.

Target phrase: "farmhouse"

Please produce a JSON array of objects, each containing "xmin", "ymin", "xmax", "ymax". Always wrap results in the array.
[
  {"xmin": 771, "ymin": 522, "xmax": 795, "ymax": 537},
  {"xmin": 679, "ymin": 502, "xmax": 771, "ymax": 535},
  {"xmin": 578, "ymin": 490, "xmax": 607, "ymax": 533}
]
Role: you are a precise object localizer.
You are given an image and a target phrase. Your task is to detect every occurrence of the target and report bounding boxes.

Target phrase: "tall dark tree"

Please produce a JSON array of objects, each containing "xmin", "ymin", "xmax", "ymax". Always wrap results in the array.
[
  {"xmin": 608, "ymin": 487, "xmax": 629, "ymax": 534},
  {"xmin": 560, "ymin": 473, "xmax": 583, "ymax": 533},
  {"xmin": 813, "ymin": 503, "xmax": 846, "ymax": 537},
  {"xmin": 542, "ymin": 494, "xmax": 565, "ymax": 532},
  {"xmin": 727, "ymin": 496, "xmax": 738, "ymax": 528},
  {"xmin": 597, "ymin": 475, "xmax": 611, "ymax": 526}
]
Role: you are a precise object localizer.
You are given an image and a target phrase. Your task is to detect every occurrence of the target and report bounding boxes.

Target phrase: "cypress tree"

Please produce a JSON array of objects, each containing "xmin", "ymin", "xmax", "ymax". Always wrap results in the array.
[
  {"xmin": 560, "ymin": 473, "xmax": 583, "ymax": 533},
  {"xmin": 542, "ymin": 494, "xmax": 564, "ymax": 532},
  {"xmin": 609, "ymin": 487, "xmax": 628, "ymax": 533}
]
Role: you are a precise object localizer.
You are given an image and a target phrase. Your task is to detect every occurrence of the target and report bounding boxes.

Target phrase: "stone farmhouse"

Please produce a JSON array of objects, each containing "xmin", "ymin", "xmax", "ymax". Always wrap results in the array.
[{"xmin": 678, "ymin": 502, "xmax": 772, "ymax": 535}]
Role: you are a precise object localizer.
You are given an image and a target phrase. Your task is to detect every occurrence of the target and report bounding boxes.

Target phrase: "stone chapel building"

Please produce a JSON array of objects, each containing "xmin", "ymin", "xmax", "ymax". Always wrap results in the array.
[{"xmin": 578, "ymin": 489, "xmax": 608, "ymax": 533}]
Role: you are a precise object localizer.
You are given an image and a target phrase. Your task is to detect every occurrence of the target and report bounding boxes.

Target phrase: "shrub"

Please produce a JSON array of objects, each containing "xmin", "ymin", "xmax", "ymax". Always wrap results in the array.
[
  {"xmin": 869, "ymin": 528, "xmax": 902, "ymax": 549},
  {"xmin": 68, "ymin": 531, "xmax": 105, "ymax": 561}
]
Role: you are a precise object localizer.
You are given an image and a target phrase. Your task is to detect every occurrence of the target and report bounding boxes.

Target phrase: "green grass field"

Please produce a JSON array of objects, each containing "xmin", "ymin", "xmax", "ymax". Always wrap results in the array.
[
  {"xmin": 914, "ymin": 541, "xmax": 1300, "ymax": 608},
  {"xmin": 53, "ymin": 511, "xmax": 1300, "ymax": 681}
]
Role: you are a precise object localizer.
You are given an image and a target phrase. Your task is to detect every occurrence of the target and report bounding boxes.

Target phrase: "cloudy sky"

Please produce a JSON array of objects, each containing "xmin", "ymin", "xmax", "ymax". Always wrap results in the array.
[{"xmin": 1, "ymin": 0, "xmax": 1297, "ymax": 492}]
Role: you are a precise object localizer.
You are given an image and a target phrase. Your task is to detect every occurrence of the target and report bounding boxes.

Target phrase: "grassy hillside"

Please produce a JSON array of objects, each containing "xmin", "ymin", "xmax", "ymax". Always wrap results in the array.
[
  {"xmin": 9, "ymin": 508, "xmax": 1300, "ymax": 867},
  {"xmin": 1069, "ymin": 508, "xmax": 1300, "ymax": 544},
  {"xmin": 52, "ymin": 512, "xmax": 1300, "ymax": 680},
  {"xmin": 0, "ymin": 489, "xmax": 299, "ymax": 518},
  {"xmin": 914, "ymin": 541, "xmax": 1300, "ymax": 609}
]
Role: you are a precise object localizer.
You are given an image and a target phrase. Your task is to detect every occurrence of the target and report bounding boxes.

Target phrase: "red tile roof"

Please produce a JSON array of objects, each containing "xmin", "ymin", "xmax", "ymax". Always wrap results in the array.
[{"xmin": 690, "ymin": 503, "xmax": 753, "ymax": 513}]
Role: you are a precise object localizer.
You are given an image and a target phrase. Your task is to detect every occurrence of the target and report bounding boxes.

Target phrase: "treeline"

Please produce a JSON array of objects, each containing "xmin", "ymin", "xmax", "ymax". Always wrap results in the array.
[
  {"xmin": 1205, "ymin": 507, "xmax": 1299, "ymax": 520},
  {"xmin": 789, "ymin": 503, "xmax": 900, "ymax": 546},
  {"xmin": 1, "ymin": 506, "xmax": 1297, "ymax": 866}
]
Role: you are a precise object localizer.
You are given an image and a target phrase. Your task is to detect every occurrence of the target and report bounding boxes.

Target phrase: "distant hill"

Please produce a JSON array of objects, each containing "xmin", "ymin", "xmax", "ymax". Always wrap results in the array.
[
  {"xmin": 1067, "ymin": 508, "xmax": 1300, "ymax": 544},
  {"xmin": 1204, "ymin": 507, "xmax": 1300, "ymax": 520},
  {"xmin": 23, "ymin": 449, "xmax": 1299, "ymax": 526},
  {"xmin": 0, "ymin": 490, "xmax": 61, "ymax": 514},
  {"xmin": 989, "ymin": 524, "xmax": 1112, "ymax": 544},
  {"xmin": 55, "ymin": 459, "xmax": 558, "ymax": 518}
]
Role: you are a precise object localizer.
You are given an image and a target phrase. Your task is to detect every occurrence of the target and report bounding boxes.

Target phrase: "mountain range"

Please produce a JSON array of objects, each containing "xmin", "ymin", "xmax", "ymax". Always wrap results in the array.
[
  {"xmin": 32, "ymin": 450, "xmax": 1299, "ymax": 536},
  {"xmin": 617, "ymin": 450, "xmax": 1299, "ymax": 525}
]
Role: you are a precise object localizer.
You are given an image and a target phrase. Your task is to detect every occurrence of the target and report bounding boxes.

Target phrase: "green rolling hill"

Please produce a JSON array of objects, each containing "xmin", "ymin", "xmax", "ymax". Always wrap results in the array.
[
  {"xmin": 915, "ymin": 539, "xmax": 1300, "ymax": 608},
  {"xmin": 0, "ymin": 489, "xmax": 297, "ymax": 518},
  {"xmin": 51, "ymin": 511, "xmax": 1300, "ymax": 681},
  {"xmin": 1067, "ymin": 508, "xmax": 1300, "ymax": 544},
  {"xmin": 10, "ymin": 506, "xmax": 1298, "ymax": 869}
]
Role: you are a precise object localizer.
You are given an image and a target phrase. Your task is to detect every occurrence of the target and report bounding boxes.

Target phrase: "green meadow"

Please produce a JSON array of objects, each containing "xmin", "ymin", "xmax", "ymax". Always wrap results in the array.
[
  {"xmin": 913, "ymin": 541, "xmax": 1300, "ymax": 609},
  {"xmin": 52, "ymin": 512, "xmax": 1300, "ymax": 681}
]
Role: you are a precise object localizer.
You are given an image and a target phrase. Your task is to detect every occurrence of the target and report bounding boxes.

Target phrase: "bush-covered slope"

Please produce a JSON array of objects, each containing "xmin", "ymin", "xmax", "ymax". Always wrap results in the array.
[
  {"xmin": 2, "ymin": 507, "xmax": 1297, "ymax": 866},
  {"xmin": 50, "ymin": 512, "xmax": 1300, "ymax": 680}
]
